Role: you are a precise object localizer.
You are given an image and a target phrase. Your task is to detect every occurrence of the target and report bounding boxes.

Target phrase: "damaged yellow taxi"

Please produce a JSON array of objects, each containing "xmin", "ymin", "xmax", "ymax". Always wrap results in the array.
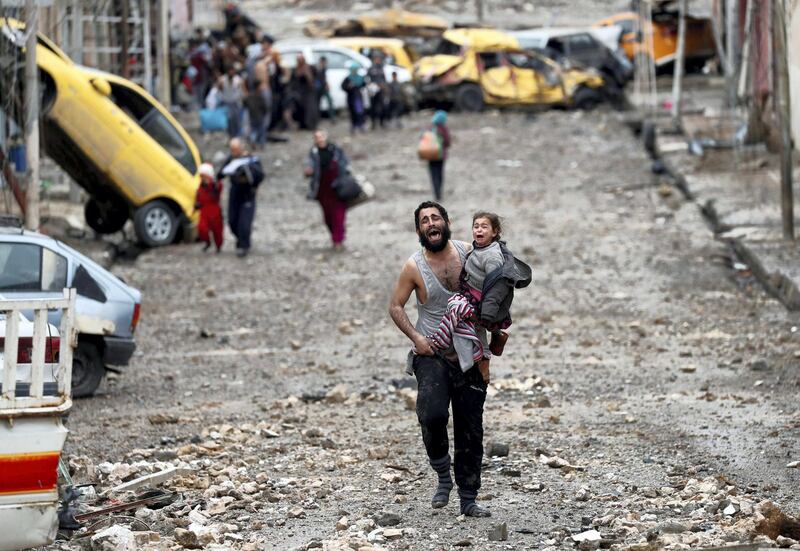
[{"xmin": 414, "ymin": 28, "xmax": 607, "ymax": 111}]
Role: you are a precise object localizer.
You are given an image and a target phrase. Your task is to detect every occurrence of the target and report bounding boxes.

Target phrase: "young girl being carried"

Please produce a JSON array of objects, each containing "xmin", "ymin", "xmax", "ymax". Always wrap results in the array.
[{"xmin": 427, "ymin": 212, "xmax": 532, "ymax": 382}]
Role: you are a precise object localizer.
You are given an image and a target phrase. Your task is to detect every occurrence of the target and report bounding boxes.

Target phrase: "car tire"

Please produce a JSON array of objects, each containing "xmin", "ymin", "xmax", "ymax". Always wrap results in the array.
[
  {"xmin": 72, "ymin": 342, "xmax": 104, "ymax": 398},
  {"xmin": 134, "ymin": 200, "xmax": 178, "ymax": 247},
  {"xmin": 454, "ymin": 83, "xmax": 484, "ymax": 112},
  {"xmin": 573, "ymin": 86, "xmax": 604, "ymax": 110},
  {"xmin": 85, "ymin": 198, "xmax": 128, "ymax": 234}
]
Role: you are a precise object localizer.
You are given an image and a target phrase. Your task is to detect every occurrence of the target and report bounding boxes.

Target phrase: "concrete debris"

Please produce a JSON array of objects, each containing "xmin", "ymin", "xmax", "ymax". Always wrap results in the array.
[
  {"xmin": 91, "ymin": 525, "xmax": 136, "ymax": 551},
  {"xmin": 488, "ymin": 522, "xmax": 508, "ymax": 541},
  {"xmin": 571, "ymin": 529, "xmax": 602, "ymax": 542},
  {"xmin": 107, "ymin": 466, "xmax": 193, "ymax": 495}
]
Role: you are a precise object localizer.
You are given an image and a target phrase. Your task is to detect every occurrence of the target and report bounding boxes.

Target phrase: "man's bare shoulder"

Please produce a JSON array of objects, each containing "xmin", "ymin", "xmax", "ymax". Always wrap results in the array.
[{"xmin": 400, "ymin": 255, "xmax": 421, "ymax": 278}]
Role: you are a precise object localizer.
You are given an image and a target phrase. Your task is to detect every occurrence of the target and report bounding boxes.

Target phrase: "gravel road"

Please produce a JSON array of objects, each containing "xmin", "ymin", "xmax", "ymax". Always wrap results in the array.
[{"xmin": 53, "ymin": 109, "xmax": 800, "ymax": 550}]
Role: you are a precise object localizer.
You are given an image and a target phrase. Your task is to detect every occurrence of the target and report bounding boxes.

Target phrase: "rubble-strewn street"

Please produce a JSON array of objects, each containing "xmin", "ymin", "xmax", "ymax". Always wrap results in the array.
[{"xmin": 45, "ymin": 109, "xmax": 799, "ymax": 550}]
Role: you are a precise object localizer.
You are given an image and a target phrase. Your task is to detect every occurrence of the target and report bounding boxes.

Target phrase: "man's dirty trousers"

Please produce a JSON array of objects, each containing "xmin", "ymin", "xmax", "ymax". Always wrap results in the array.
[
  {"xmin": 413, "ymin": 354, "xmax": 487, "ymax": 493},
  {"xmin": 228, "ymin": 183, "xmax": 256, "ymax": 251}
]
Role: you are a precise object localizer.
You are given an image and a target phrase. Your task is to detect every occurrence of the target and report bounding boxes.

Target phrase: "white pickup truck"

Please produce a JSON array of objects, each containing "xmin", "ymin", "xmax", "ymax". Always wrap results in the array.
[{"xmin": 0, "ymin": 290, "xmax": 76, "ymax": 551}]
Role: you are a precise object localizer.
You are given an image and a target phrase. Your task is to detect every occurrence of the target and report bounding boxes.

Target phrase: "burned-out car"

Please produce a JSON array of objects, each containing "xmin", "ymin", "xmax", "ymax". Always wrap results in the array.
[
  {"xmin": 414, "ymin": 28, "xmax": 607, "ymax": 111},
  {"xmin": 510, "ymin": 27, "xmax": 633, "ymax": 89}
]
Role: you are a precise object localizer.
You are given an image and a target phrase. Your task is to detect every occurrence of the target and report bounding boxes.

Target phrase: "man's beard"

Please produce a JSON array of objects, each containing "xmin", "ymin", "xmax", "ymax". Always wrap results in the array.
[{"xmin": 418, "ymin": 224, "xmax": 451, "ymax": 252}]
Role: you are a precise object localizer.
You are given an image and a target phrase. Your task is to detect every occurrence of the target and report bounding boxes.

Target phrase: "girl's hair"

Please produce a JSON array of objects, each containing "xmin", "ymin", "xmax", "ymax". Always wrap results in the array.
[{"xmin": 473, "ymin": 211, "xmax": 502, "ymax": 241}]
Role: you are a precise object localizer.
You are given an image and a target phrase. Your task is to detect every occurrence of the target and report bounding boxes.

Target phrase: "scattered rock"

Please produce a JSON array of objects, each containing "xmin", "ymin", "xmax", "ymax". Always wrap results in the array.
[
  {"xmin": 572, "ymin": 529, "xmax": 602, "ymax": 543},
  {"xmin": 325, "ymin": 384, "xmax": 349, "ymax": 404},
  {"xmin": 91, "ymin": 525, "xmax": 136, "ymax": 551},
  {"xmin": 383, "ymin": 528, "xmax": 403, "ymax": 540},
  {"xmin": 148, "ymin": 413, "xmax": 180, "ymax": 425},
  {"xmin": 488, "ymin": 522, "xmax": 508, "ymax": 542},
  {"xmin": 375, "ymin": 511, "xmax": 402, "ymax": 527},
  {"xmin": 174, "ymin": 528, "xmax": 201, "ymax": 549},
  {"xmin": 487, "ymin": 442, "xmax": 510, "ymax": 457},
  {"xmin": 288, "ymin": 507, "xmax": 306, "ymax": 519}
]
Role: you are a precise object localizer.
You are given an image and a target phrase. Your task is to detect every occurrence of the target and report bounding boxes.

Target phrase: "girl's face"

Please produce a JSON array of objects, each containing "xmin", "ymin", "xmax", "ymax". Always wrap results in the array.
[{"xmin": 473, "ymin": 217, "xmax": 498, "ymax": 247}]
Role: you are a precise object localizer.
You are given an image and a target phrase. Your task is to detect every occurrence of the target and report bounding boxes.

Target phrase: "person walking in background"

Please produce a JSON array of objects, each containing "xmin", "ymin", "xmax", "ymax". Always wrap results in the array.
[
  {"xmin": 252, "ymin": 36, "xmax": 276, "ymax": 137},
  {"xmin": 341, "ymin": 63, "xmax": 366, "ymax": 134},
  {"xmin": 290, "ymin": 54, "xmax": 319, "ymax": 130},
  {"xmin": 218, "ymin": 138, "xmax": 265, "ymax": 257},
  {"xmin": 219, "ymin": 66, "xmax": 245, "ymax": 138},
  {"xmin": 315, "ymin": 56, "xmax": 336, "ymax": 121},
  {"xmin": 387, "ymin": 71, "xmax": 404, "ymax": 129},
  {"xmin": 366, "ymin": 51, "xmax": 387, "ymax": 130},
  {"xmin": 244, "ymin": 80, "xmax": 269, "ymax": 148},
  {"xmin": 304, "ymin": 130, "xmax": 350, "ymax": 252},
  {"xmin": 428, "ymin": 110, "xmax": 451, "ymax": 201},
  {"xmin": 195, "ymin": 163, "xmax": 224, "ymax": 252}
]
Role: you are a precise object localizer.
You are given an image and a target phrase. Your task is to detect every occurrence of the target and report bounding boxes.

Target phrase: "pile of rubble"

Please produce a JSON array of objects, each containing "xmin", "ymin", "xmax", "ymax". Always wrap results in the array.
[{"xmin": 54, "ymin": 385, "xmax": 800, "ymax": 550}]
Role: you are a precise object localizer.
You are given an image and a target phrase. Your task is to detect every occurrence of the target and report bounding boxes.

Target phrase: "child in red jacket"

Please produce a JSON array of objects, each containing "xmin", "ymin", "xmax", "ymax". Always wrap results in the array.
[{"xmin": 196, "ymin": 163, "xmax": 224, "ymax": 252}]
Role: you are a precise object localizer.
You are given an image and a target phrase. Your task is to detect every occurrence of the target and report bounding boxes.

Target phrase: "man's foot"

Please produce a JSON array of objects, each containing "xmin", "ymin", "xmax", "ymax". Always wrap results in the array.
[
  {"xmin": 460, "ymin": 500, "xmax": 492, "ymax": 517},
  {"xmin": 489, "ymin": 330, "xmax": 509, "ymax": 357},
  {"xmin": 430, "ymin": 455, "xmax": 453, "ymax": 509},
  {"xmin": 202, "ymin": 241, "xmax": 211, "ymax": 252},
  {"xmin": 459, "ymin": 490, "xmax": 491, "ymax": 517},
  {"xmin": 332, "ymin": 243, "xmax": 345, "ymax": 253},
  {"xmin": 236, "ymin": 248, "xmax": 248, "ymax": 258},
  {"xmin": 216, "ymin": 246, "xmax": 222, "ymax": 253}
]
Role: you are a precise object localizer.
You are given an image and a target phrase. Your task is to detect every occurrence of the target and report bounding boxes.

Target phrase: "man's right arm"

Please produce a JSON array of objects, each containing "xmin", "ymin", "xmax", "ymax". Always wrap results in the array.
[{"xmin": 389, "ymin": 258, "xmax": 434, "ymax": 356}]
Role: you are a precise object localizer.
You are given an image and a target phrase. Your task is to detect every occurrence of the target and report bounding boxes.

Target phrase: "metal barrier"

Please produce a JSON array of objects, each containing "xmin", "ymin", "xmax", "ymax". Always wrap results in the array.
[{"xmin": 0, "ymin": 289, "xmax": 76, "ymax": 414}]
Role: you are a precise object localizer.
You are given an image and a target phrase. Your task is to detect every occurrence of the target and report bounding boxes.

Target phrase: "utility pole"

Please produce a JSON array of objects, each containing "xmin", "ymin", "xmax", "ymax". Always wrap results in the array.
[
  {"xmin": 476, "ymin": 0, "xmax": 484, "ymax": 23},
  {"xmin": 120, "ymin": 0, "xmax": 130, "ymax": 78},
  {"xmin": 725, "ymin": 0, "xmax": 739, "ymax": 106},
  {"xmin": 24, "ymin": 0, "xmax": 40, "ymax": 231},
  {"xmin": 772, "ymin": 0, "xmax": 794, "ymax": 240},
  {"xmin": 156, "ymin": 0, "xmax": 170, "ymax": 107},
  {"xmin": 671, "ymin": 0, "xmax": 687, "ymax": 126}
]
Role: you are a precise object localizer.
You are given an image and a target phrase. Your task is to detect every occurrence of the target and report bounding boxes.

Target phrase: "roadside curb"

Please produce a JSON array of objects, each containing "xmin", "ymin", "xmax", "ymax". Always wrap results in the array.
[{"xmin": 638, "ymin": 117, "xmax": 800, "ymax": 312}]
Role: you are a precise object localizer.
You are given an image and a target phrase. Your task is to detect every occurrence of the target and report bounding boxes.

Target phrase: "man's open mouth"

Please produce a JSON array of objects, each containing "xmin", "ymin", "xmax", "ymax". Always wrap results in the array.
[{"xmin": 427, "ymin": 228, "xmax": 442, "ymax": 240}]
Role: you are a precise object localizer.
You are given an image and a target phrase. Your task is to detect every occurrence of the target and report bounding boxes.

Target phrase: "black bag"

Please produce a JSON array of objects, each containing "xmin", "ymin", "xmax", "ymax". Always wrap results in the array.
[
  {"xmin": 331, "ymin": 171, "xmax": 363, "ymax": 202},
  {"xmin": 232, "ymin": 156, "xmax": 265, "ymax": 188}
]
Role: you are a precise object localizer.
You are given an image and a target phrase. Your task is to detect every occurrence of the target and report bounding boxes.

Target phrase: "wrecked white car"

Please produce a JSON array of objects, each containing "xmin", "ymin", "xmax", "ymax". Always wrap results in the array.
[{"xmin": 0, "ymin": 223, "xmax": 141, "ymax": 397}]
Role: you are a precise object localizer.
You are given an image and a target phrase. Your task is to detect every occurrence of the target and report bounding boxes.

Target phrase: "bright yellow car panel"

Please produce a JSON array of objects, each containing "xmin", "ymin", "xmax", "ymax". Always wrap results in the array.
[
  {"xmin": 330, "ymin": 37, "xmax": 416, "ymax": 72},
  {"xmin": 356, "ymin": 9, "xmax": 448, "ymax": 37},
  {"xmin": 442, "ymin": 28, "xmax": 520, "ymax": 50}
]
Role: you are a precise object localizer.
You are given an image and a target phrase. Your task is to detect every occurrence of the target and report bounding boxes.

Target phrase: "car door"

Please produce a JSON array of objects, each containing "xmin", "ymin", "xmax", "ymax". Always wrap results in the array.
[
  {"xmin": 511, "ymin": 52, "xmax": 565, "ymax": 104},
  {"xmin": 104, "ymin": 80, "xmax": 198, "ymax": 210},
  {"xmin": 478, "ymin": 52, "xmax": 518, "ymax": 101}
]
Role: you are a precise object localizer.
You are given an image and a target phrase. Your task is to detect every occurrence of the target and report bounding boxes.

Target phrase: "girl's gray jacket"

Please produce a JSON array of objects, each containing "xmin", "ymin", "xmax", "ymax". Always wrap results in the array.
[
  {"xmin": 477, "ymin": 241, "xmax": 532, "ymax": 326},
  {"xmin": 305, "ymin": 145, "xmax": 350, "ymax": 200}
]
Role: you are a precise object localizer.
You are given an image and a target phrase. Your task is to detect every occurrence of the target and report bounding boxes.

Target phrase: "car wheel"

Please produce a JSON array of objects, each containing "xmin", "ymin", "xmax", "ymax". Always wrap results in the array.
[
  {"xmin": 72, "ymin": 342, "xmax": 104, "ymax": 398},
  {"xmin": 454, "ymin": 83, "xmax": 484, "ymax": 112},
  {"xmin": 573, "ymin": 86, "xmax": 604, "ymax": 110},
  {"xmin": 134, "ymin": 200, "xmax": 178, "ymax": 247},
  {"xmin": 85, "ymin": 197, "xmax": 128, "ymax": 234}
]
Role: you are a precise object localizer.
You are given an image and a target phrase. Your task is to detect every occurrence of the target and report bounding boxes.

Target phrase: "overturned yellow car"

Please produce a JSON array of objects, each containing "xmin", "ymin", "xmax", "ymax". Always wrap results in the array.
[{"xmin": 414, "ymin": 28, "xmax": 607, "ymax": 111}]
